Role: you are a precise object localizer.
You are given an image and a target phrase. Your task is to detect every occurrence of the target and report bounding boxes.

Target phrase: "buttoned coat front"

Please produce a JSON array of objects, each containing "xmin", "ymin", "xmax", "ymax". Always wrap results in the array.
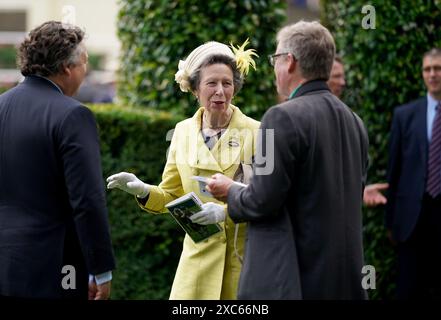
[{"xmin": 138, "ymin": 105, "xmax": 259, "ymax": 299}]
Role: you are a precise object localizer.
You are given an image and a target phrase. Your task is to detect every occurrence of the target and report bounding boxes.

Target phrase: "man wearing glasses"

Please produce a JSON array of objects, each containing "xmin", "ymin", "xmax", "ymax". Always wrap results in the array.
[{"xmin": 204, "ymin": 21, "xmax": 369, "ymax": 299}]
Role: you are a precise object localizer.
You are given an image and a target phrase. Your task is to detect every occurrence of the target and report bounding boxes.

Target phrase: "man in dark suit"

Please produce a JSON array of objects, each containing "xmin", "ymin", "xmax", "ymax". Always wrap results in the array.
[
  {"xmin": 0, "ymin": 21, "xmax": 115, "ymax": 299},
  {"xmin": 200, "ymin": 21, "xmax": 369, "ymax": 299},
  {"xmin": 386, "ymin": 48, "xmax": 441, "ymax": 299}
]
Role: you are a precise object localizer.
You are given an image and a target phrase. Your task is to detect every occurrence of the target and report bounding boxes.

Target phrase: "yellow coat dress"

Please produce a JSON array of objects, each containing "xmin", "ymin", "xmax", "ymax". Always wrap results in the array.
[{"xmin": 137, "ymin": 105, "xmax": 260, "ymax": 299}]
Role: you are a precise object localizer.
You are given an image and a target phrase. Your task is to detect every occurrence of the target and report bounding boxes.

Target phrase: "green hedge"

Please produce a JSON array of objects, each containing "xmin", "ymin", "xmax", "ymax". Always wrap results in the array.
[
  {"xmin": 322, "ymin": 1, "xmax": 441, "ymax": 299},
  {"xmin": 89, "ymin": 104, "xmax": 185, "ymax": 299},
  {"xmin": 100, "ymin": 0, "xmax": 287, "ymax": 299},
  {"xmin": 117, "ymin": 0, "xmax": 286, "ymax": 119},
  {"xmin": 0, "ymin": 46, "xmax": 17, "ymax": 68}
]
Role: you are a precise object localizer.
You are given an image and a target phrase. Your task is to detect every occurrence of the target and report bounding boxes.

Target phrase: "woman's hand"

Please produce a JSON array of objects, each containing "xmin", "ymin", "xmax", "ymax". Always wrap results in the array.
[
  {"xmin": 189, "ymin": 202, "xmax": 226, "ymax": 225},
  {"xmin": 106, "ymin": 172, "xmax": 150, "ymax": 198}
]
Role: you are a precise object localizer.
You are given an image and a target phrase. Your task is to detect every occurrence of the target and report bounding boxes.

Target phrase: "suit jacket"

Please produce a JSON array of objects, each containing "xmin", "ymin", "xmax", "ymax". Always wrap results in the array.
[
  {"xmin": 0, "ymin": 76, "xmax": 115, "ymax": 298},
  {"xmin": 137, "ymin": 105, "xmax": 260, "ymax": 299},
  {"xmin": 228, "ymin": 80, "xmax": 369, "ymax": 300},
  {"xmin": 386, "ymin": 97, "xmax": 428, "ymax": 242}
]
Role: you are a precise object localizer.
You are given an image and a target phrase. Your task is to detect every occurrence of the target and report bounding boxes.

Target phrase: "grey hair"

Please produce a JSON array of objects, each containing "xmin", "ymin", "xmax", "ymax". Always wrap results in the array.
[
  {"xmin": 18, "ymin": 21, "xmax": 85, "ymax": 77},
  {"xmin": 67, "ymin": 42, "xmax": 86, "ymax": 66},
  {"xmin": 276, "ymin": 20, "xmax": 335, "ymax": 80},
  {"xmin": 188, "ymin": 54, "xmax": 243, "ymax": 95}
]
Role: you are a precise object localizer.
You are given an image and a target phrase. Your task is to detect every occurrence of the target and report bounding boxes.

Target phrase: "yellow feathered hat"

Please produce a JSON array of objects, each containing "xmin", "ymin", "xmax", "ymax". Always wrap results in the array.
[{"xmin": 175, "ymin": 39, "xmax": 258, "ymax": 92}]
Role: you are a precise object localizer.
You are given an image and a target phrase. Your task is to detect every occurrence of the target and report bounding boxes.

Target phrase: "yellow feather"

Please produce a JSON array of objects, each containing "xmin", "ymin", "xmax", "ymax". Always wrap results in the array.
[{"xmin": 230, "ymin": 38, "xmax": 259, "ymax": 76}]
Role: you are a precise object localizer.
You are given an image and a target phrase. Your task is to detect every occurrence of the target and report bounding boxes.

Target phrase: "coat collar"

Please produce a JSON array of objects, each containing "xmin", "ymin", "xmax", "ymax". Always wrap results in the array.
[
  {"xmin": 290, "ymin": 80, "xmax": 330, "ymax": 100},
  {"xmin": 188, "ymin": 105, "xmax": 247, "ymax": 172},
  {"xmin": 23, "ymin": 75, "xmax": 64, "ymax": 94}
]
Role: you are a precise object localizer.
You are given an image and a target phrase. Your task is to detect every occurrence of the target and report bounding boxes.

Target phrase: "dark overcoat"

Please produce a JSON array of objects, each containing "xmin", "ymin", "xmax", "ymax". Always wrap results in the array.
[{"xmin": 228, "ymin": 80, "xmax": 369, "ymax": 300}]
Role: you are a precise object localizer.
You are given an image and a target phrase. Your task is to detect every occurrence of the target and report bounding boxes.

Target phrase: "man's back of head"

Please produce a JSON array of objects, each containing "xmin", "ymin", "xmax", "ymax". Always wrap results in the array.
[
  {"xmin": 276, "ymin": 20, "xmax": 336, "ymax": 81},
  {"xmin": 272, "ymin": 21, "xmax": 335, "ymax": 99},
  {"xmin": 17, "ymin": 21, "xmax": 88, "ymax": 96}
]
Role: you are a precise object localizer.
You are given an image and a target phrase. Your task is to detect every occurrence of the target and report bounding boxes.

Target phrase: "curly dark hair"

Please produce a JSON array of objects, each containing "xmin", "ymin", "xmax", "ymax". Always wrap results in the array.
[{"xmin": 18, "ymin": 21, "xmax": 85, "ymax": 77}]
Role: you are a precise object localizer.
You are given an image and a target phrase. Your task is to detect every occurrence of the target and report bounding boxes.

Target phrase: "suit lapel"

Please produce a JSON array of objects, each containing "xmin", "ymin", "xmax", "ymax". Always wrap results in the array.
[
  {"xmin": 210, "ymin": 106, "xmax": 245, "ymax": 171},
  {"xmin": 187, "ymin": 108, "xmax": 223, "ymax": 172},
  {"xmin": 415, "ymin": 97, "xmax": 428, "ymax": 167},
  {"xmin": 211, "ymin": 129, "xmax": 242, "ymax": 172},
  {"xmin": 188, "ymin": 106, "xmax": 244, "ymax": 173}
]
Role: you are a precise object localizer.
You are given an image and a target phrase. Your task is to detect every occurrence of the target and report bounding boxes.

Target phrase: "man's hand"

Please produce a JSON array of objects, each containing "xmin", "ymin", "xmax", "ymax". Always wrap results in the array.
[
  {"xmin": 363, "ymin": 183, "xmax": 389, "ymax": 207},
  {"xmin": 89, "ymin": 281, "xmax": 112, "ymax": 300},
  {"xmin": 206, "ymin": 174, "xmax": 234, "ymax": 202},
  {"xmin": 189, "ymin": 202, "xmax": 226, "ymax": 225},
  {"xmin": 88, "ymin": 281, "xmax": 97, "ymax": 300},
  {"xmin": 106, "ymin": 172, "xmax": 150, "ymax": 198}
]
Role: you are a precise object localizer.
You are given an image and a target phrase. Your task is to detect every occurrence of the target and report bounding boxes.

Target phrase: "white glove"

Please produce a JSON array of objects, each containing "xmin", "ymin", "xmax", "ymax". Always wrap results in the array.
[
  {"xmin": 189, "ymin": 202, "xmax": 226, "ymax": 225},
  {"xmin": 106, "ymin": 172, "xmax": 150, "ymax": 198}
]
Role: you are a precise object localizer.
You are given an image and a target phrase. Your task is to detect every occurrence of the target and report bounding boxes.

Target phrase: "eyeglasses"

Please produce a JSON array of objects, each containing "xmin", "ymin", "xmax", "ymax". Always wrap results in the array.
[{"xmin": 268, "ymin": 52, "xmax": 291, "ymax": 66}]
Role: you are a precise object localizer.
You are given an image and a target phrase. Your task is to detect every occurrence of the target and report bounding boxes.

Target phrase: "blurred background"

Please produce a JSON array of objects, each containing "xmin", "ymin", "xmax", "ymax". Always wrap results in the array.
[
  {"xmin": 0, "ymin": 0, "xmax": 118, "ymax": 100},
  {"xmin": 0, "ymin": 0, "xmax": 319, "ymax": 99},
  {"xmin": 2, "ymin": 0, "xmax": 438, "ymax": 300}
]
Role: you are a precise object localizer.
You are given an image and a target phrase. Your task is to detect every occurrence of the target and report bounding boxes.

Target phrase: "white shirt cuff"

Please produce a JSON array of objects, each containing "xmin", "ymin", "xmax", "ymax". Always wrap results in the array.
[{"xmin": 89, "ymin": 271, "xmax": 112, "ymax": 285}]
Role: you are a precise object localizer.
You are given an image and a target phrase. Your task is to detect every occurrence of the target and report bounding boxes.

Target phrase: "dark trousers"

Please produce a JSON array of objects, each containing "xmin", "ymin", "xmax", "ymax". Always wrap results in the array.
[{"xmin": 396, "ymin": 194, "xmax": 441, "ymax": 300}]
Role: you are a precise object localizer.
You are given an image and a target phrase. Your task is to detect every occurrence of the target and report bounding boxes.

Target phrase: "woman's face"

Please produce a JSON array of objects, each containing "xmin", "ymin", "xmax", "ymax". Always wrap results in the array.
[{"xmin": 196, "ymin": 63, "xmax": 234, "ymax": 114}]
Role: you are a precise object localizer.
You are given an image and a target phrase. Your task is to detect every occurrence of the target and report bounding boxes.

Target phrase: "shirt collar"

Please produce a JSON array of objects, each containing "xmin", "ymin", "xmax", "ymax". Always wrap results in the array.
[
  {"xmin": 288, "ymin": 80, "xmax": 330, "ymax": 100},
  {"xmin": 288, "ymin": 83, "xmax": 303, "ymax": 100},
  {"xmin": 427, "ymin": 92, "xmax": 440, "ymax": 109}
]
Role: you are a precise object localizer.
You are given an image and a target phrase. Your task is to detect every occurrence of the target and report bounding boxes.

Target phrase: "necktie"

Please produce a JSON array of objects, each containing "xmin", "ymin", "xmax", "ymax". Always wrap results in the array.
[{"xmin": 426, "ymin": 102, "xmax": 441, "ymax": 198}]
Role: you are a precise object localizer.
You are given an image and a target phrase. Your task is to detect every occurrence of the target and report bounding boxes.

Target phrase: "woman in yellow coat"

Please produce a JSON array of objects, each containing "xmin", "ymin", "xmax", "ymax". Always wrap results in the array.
[{"xmin": 107, "ymin": 41, "xmax": 259, "ymax": 299}]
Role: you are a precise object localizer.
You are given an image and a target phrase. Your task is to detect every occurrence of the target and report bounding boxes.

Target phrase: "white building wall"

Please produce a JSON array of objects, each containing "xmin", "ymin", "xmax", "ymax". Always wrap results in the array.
[{"xmin": 0, "ymin": 0, "xmax": 120, "ymax": 71}]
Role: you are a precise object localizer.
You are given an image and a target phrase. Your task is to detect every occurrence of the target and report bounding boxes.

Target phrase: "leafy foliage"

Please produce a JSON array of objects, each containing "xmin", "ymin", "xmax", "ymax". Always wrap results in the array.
[
  {"xmin": 0, "ymin": 45, "xmax": 17, "ymax": 68},
  {"xmin": 117, "ymin": 0, "xmax": 287, "ymax": 119},
  {"xmin": 101, "ymin": 0, "xmax": 286, "ymax": 300},
  {"xmin": 89, "ymin": 104, "xmax": 185, "ymax": 299},
  {"xmin": 322, "ymin": 0, "xmax": 441, "ymax": 299}
]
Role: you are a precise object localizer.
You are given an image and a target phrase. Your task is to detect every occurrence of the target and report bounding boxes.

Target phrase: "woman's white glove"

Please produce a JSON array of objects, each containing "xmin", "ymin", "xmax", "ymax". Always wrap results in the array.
[
  {"xmin": 106, "ymin": 172, "xmax": 150, "ymax": 198},
  {"xmin": 189, "ymin": 202, "xmax": 226, "ymax": 225}
]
